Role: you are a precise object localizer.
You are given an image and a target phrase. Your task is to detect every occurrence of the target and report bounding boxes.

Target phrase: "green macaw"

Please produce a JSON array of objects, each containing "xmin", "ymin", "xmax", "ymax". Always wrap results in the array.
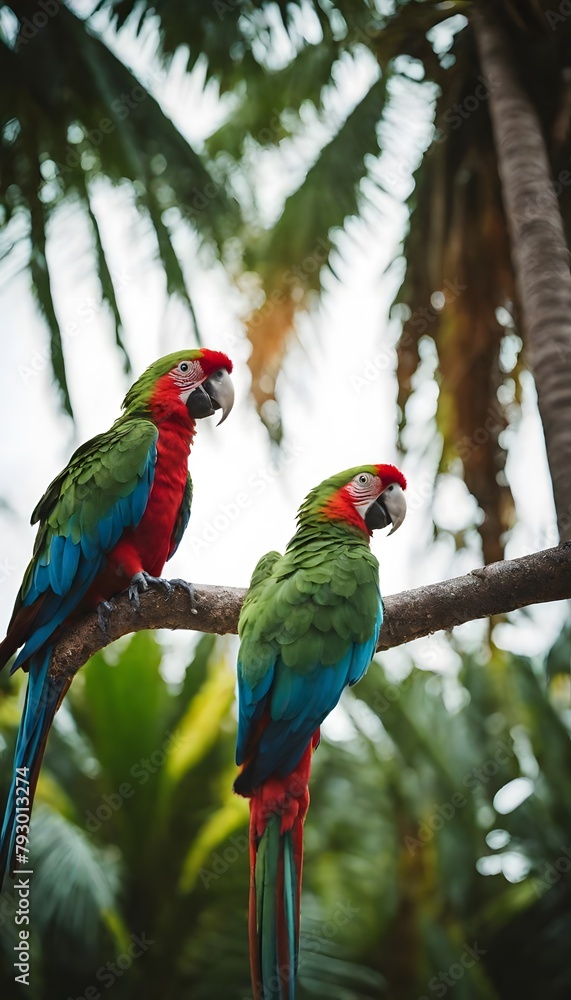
[
  {"xmin": 234, "ymin": 463, "xmax": 407, "ymax": 1000},
  {"xmin": 0, "ymin": 349, "xmax": 234, "ymax": 885}
]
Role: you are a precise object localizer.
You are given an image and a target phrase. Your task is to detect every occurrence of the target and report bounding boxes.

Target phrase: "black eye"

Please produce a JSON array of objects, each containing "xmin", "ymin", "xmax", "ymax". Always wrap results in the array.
[
  {"xmin": 358, "ymin": 474, "xmax": 368, "ymax": 484},
  {"xmin": 387, "ymin": 485, "xmax": 393, "ymax": 491},
  {"xmin": 179, "ymin": 362, "xmax": 189, "ymax": 373}
]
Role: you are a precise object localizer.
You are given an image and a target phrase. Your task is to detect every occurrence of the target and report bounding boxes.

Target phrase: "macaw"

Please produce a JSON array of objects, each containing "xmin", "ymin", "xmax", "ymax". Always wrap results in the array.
[
  {"xmin": 0, "ymin": 348, "xmax": 234, "ymax": 884},
  {"xmin": 234, "ymin": 463, "xmax": 407, "ymax": 1000}
]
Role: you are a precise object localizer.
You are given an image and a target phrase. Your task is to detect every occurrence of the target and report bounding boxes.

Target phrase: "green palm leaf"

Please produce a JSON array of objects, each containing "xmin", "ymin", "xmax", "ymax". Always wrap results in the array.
[
  {"xmin": 0, "ymin": 4, "xmax": 239, "ymax": 414},
  {"xmin": 30, "ymin": 805, "xmax": 124, "ymax": 952}
]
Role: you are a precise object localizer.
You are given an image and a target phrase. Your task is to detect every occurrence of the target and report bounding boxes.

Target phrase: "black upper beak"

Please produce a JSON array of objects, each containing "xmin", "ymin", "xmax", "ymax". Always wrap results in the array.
[
  {"xmin": 364, "ymin": 498, "xmax": 391, "ymax": 532},
  {"xmin": 186, "ymin": 369, "xmax": 234, "ymax": 424},
  {"xmin": 364, "ymin": 484, "xmax": 407, "ymax": 535}
]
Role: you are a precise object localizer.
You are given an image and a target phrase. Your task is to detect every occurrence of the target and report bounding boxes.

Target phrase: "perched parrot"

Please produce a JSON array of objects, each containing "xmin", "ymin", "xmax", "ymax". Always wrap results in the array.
[
  {"xmin": 0, "ymin": 348, "xmax": 234, "ymax": 885},
  {"xmin": 234, "ymin": 463, "xmax": 407, "ymax": 1000}
]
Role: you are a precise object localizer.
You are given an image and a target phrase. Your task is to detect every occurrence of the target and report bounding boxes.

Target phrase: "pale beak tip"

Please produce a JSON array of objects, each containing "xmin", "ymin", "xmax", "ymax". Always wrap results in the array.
[
  {"xmin": 207, "ymin": 368, "xmax": 234, "ymax": 426},
  {"xmin": 384, "ymin": 484, "xmax": 407, "ymax": 536}
]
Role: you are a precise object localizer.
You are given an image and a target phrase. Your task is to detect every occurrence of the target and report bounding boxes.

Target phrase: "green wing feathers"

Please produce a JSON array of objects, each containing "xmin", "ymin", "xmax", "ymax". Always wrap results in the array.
[{"xmin": 239, "ymin": 530, "xmax": 380, "ymax": 681}]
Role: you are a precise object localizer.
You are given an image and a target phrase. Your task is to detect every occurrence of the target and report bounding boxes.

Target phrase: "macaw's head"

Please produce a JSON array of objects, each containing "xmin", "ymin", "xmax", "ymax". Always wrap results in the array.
[
  {"xmin": 302, "ymin": 463, "xmax": 407, "ymax": 537},
  {"xmin": 122, "ymin": 349, "xmax": 234, "ymax": 424}
]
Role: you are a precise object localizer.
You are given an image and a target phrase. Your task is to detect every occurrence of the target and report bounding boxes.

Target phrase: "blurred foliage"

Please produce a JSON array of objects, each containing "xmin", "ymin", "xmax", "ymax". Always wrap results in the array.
[
  {"xmin": 3, "ymin": 0, "xmax": 571, "ymax": 556},
  {"xmin": 0, "ymin": 627, "xmax": 570, "ymax": 998}
]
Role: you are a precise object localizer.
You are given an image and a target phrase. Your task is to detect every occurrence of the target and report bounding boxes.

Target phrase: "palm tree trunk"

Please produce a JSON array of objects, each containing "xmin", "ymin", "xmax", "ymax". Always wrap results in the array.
[{"xmin": 473, "ymin": 4, "xmax": 571, "ymax": 542}]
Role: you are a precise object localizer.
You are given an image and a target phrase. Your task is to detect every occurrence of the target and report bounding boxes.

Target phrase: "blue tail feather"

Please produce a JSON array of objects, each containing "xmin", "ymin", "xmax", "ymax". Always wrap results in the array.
[
  {"xmin": 0, "ymin": 647, "xmax": 67, "ymax": 885},
  {"xmin": 283, "ymin": 833, "xmax": 297, "ymax": 999}
]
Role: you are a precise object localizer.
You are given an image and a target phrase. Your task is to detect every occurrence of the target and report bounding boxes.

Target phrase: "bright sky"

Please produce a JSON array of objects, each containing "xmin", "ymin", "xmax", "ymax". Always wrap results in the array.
[{"xmin": 0, "ymin": 9, "xmax": 566, "ymax": 696}]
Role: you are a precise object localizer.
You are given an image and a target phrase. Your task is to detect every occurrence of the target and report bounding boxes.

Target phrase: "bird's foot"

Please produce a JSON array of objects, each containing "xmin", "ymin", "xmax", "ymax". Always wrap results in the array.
[
  {"xmin": 97, "ymin": 600, "xmax": 115, "ymax": 640},
  {"xmin": 127, "ymin": 571, "xmax": 173, "ymax": 610},
  {"xmin": 169, "ymin": 578, "xmax": 197, "ymax": 615}
]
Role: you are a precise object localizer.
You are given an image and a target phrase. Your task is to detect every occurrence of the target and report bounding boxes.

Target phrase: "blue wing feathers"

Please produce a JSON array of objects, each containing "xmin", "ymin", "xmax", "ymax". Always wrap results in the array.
[
  {"xmin": 348, "ymin": 605, "xmax": 382, "ymax": 686},
  {"xmin": 97, "ymin": 514, "xmax": 114, "ymax": 551},
  {"xmin": 11, "ymin": 556, "xmax": 105, "ymax": 671},
  {"xmin": 61, "ymin": 536, "xmax": 80, "ymax": 593},
  {"xmin": 236, "ymin": 664, "xmax": 274, "ymax": 764},
  {"xmin": 131, "ymin": 473, "xmax": 152, "ymax": 525},
  {"xmin": 47, "ymin": 536, "xmax": 66, "ymax": 595}
]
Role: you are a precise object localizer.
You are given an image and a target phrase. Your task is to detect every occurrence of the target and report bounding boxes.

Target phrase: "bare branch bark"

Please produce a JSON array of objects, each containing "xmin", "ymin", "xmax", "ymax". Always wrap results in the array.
[
  {"xmin": 49, "ymin": 543, "xmax": 571, "ymax": 680},
  {"xmin": 473, "ymin": 5, "xmax": 571, "ymax": 541}
]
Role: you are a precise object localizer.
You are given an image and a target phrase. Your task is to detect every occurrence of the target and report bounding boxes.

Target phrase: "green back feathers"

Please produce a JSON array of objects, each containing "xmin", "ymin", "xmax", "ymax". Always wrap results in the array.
[
  {"xmin": 121, "ymin": 350, "xmax": 206, "ymax": 414},
  {"xmin": 239, "ymin": 521, "xmax": 380, "ymax": 680}
]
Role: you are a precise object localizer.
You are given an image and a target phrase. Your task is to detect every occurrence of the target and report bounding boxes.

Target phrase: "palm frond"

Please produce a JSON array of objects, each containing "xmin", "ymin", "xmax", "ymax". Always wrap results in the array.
[
  {"xmin": 28, "ymin": 189, "xmax": 73, "ymax": 416},
  {"xmin": 0, "ymin": 4, "xmax": 239, "ymax": 412},
  {"xmin": 207, "ymin": 41, "xmax": 341, "ymax": 159},
  {"xmin": 244, "ymin": 72, "xmax": 387, "ymax": 436},
  {"xmin": 30, "ymin": 805, "xmax": 123, "ymax": 952},
  {"xmin": 79, "ymin": 177, "xmax": 130, "ymax": 368}
]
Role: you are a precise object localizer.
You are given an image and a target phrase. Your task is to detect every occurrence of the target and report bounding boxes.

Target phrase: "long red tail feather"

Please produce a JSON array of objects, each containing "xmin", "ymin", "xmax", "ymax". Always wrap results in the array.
[{"xmin": 239, "ymin": 732, "xmax": 320, "ymax": 1000}]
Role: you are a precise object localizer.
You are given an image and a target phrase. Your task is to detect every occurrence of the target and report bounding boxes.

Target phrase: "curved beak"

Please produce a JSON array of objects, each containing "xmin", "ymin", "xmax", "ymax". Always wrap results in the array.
[
  {"xmin": 186, "ymin": 369, "xmax": 234, "ymax": 424},
  {"xmin": 364, "ymin": 483, "xmax": 407, "ymax": 535},
  {"xmin": 204, "ymin": 368, "xmax": 234, "ymax": 425}
]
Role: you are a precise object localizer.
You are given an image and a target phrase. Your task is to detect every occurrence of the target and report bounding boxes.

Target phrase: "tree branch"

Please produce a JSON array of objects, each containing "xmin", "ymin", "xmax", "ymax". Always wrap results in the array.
[{"xmin": 48, "ymin": 544, "xmax": 571, "ymax": 681}]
